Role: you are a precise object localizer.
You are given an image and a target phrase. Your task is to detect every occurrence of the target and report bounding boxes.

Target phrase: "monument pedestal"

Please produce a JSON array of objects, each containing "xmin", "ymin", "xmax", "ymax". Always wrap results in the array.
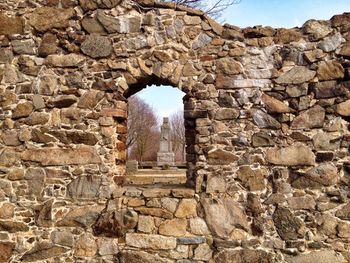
[
  {"xmin": 157, "ymin": 117, "xmax": 175, "ymax": 167},
  {"xmin": 157, "ymin": 152, "xmax": 175, "ymax": 167}
]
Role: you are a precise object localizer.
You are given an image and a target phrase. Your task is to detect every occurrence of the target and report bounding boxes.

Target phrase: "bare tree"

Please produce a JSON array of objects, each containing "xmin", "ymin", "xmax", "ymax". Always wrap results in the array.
[
  {"xmin": 169, "ymin": 110, "xmax": 186, "ymax": 162},
  {"xmin": 127, "ymin": 96, "xmax": 159, "ymax": 162},
  {"xmin": 162, "ymin": 0, "xmax": 241, "ymax": 18}
]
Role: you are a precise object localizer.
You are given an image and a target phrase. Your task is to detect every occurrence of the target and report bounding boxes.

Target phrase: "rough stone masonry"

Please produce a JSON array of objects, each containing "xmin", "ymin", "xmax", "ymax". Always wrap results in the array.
[{"xmin": 0, "ymin": 0, "xmax": 350, "ymax": 262}]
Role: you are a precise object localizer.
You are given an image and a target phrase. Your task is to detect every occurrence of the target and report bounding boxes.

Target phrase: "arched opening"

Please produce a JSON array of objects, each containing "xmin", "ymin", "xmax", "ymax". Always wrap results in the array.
[{"xmin": 124, "ymin": 83, "xmax": 195, "ymax": 186}]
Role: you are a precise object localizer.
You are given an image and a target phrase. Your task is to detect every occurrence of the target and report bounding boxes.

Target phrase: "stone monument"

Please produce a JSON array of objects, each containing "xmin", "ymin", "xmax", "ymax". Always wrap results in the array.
[{"xmin": 157, "ymin": 117, "xmax": 175, "ymax": 167}]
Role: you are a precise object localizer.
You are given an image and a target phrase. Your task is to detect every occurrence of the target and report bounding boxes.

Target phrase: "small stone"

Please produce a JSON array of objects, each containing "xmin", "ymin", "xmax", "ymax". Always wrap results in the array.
[
  {"xmin": 266, "ymin": 143, "xmax": 315, "ymax": 166},
  {"xmin": 37, "ymin": 74, "xmax": 58, "ymax": 95},
  {"xmin": 27, "ymin": 7, "xmax": 75, "ymax": 32},
  {"xmin": 214, "ymin": 108, "xmax": 239, "ymax": 120},
  {"xmin": 312, "ymin": 81, "xmax": 348, "ymax": 99},
  {"xmin": 291, "ymin": 105, "xmax": 325, "ymax": 129},
  {"xmin": 66, "ymin": 176, "xmax": 101, "ymax": 199},
  {"xmin": 21, "ymin": 146, "xmax": 101, "ymax": 166},
  {"xmin": 49, "ymin": 95, "xmax": 77, "ymax": 108},
  {"xmin": 46, "ymin": 54, "xmax": 85, "ymax": 67},
  {"xmin": 81, "ymin": 34, "xmax": 113, "ymax": 58},
  {"xmin": 313, "ymin": 131, "xmax": 341, "ymax": 151},
  {"xmin": 304, "ymin": 49, "xmax": 326, "ymax": 63},
  {"xmin": 138, "ymin": 215, "xmax": 155, "ymax": 233},
  {"xmin": 24, "ymin": 168, "xmax": 45, "ymax": 197},
  {"xmin": 175, "ymin": 199, "xmax": 197, "ymax": 218},
  {"xmin": 143, "ymin": 188, "xmax": 171, "ymax": 198},
  {"xmin": 56, "ymin": 205, "xmax": 103, "ymax": 227},
  {"xmin": 207, "ymin": 148, "xmax": 238, "ymax": 165},
  {"xmin": 12, "ymin": 39, "xmax": 36, "ymax": 55},
  {"xmin": 118, "ymin": 250, "xmax": 172, "ymax": 263},
  {"xmin": 286, "ymin": 84, "xmax": 308, "ymax": 98},
  {"xmin": 337, "ymin": 222, "xmax": 350, "ymax": 238},
  {"xmin": 214, "ymin": 249, "xmax": 273, "ymax": 263},
  {"xmin": 284, "ymin": 250, "xmax": 345, "ymax": 263},
  {"xmin": 273, "ymin": 207, "xmax": 305, "ymax": 240},
  {"xmin": 81, "ymin": 17, "xmax": 106, "ymax": 34},
  {"xmin": 331, "ymin": 12, "xmax": 350, "ymax": 27},
  {"xmin": 339, "ymin": 41, "xmax": 350, "ymax": 56},
  {"xmin": 193, "ymin": 243, "xmax": 213, "ymax": 261},
  {"xmin": 236, "ymin": 165, "xmax": 266, "ymax": 191},
  {"xmin": 287, "ymin": 195, "xmax": 316, "ymax": 210},
  {"xmin": 189, "ymin": 217, "xmax": 210, "ymax": 235},
  {"xmin": 38, "ymin": 33, "xmax": 58, "ymax": 56},
  {"xmin": 0, "ymin": 221, "xmax": 29, "ymax": 233},
  {"xmin": 7, "ymin": 168, "xmax": 24, "ymax": 181},
  {"xmin": 21, "ymin": 242, "xmax": 68, "ymax": 262},
  {"xmin": 193, "ymin": 33, "xmax": 212, "ymax": 49},
  {"xmin": 172, "ymin": 189, "xmax": 195, "ymax": 198},
  {"xmin": 251, "ymin": 109, "xmax": 281, "ymax": 129},
  {"xmin": 78, "ymin": 90, "xmax": 104, "ymax": 109},
  {"xmin": 0, "ymin": 14, "xmax": 24, "ymax": 35},
  {"xmin": 319, "ymin": 33, "xmax": 344, "ymax": 52},
  {"xmin": 125, "ymin": 233, "xmax": 176, "ymax": 250},
  {"xmin": 274, "ymin": 28, "xmax": 302, "ymax": 44},
  {"xmin": 275, "ymin": 66, "xmax": 316, "ymax": 84},
  {"xmin": 262, "ymin": 94, "xmax": 291, "ymax": 113},
  {"xmin": 0, "ymin": 148, "xmax": 18, "ymax": 167},
  {"xmin": 0, "ymin": 203, "xmax": 15, "ymax": 219},
  {"xmin": 12, "ymin": 101, "xmax": 33, "ymax": 119},
  {"xmin": 302, "ymin": 19, "xmax": 332, "ymax": 41},
  {"xmin": 183, "ymin": 15, "xmax": 201, "ymax": 25},
  {"xmin": 1, "ymin": 130, "xmax": 21, "ymax": 146},
  {"xmin": 135, "ymin": 207, "xmax": 173, "ymax": 219},
  {"xmin": 97, "ymin": 11, "xmax": 141, "ymax": 33},
  {"xmin": 216, "ymin": 58, "xmax": 243, "ymax": 75},
  {"xmin": 251, "ymin": 132, "xmax": 274, "ymax": 147},
  {"xmin": 97, "ymin": 238, "xmax": 118, "ymax": 256},
  {"xmin": 24, "ymin": 112, "xmax": 50, "ymax": 125},
  {"xmin": 335, "ymin": 202, "xmax": 350, "ymax": 220},
  {"xmin": 292, "ymin": 163, "xmax": 339, "ymax": 189},
  {"xmin": 34, "ymin": 199, "xmax": 54, "ymax": 228},
  {"xmin": 0, "ymin": 48, "xmax": 13, "ymax": 64},
  {"xmin": 51, "ymin": 230, "xmax": 74, "ymax": 247},
  {"xmin": 0, "ymin": 242, "xmax": 15, "ymax": 263},
  {"xmin": 335, "ymin": 99, "xmax": 350, "ymax": 116},
  {"xmin": 317, "ymin": 60, "xmax": 344, "ymax": 81},
  {"xmin": 74, "ymin": 233, "xmax": 97, "ymax": 257},
  {"xmin": 159, "ymin": 218, "xmax": 187, "ymax": 236},
  {"xmin": 177, "ymin": 236, "xmax": 206, "ymax": 245},
  {"xmin": 201, "ymin": 197, "xmax": 249, "ymax": 238}
]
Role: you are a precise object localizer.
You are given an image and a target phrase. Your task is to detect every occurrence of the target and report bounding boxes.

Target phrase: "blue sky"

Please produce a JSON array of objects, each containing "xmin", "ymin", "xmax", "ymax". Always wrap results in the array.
[{"xmin": 136, "ymin": 0, "xmax": 350, "ymax": 118}]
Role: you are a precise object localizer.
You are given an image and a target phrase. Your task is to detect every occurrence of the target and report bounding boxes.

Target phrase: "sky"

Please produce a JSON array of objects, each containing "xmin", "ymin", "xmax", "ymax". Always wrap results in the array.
[{"xmin": 135, "ymin": 0, "xmax": 350, "ymax": 118}]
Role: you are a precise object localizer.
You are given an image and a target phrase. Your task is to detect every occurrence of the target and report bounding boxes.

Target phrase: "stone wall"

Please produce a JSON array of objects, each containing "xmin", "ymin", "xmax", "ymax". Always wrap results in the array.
[{"xmin": 0, "ymin": 0, "xmax": 350, "ymax": 262}]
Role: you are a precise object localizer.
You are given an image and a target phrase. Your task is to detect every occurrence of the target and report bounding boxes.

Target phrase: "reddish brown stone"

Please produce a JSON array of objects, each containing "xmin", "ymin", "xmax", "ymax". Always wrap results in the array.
[
  {"xmin": 0, "ymin": 242, "xmax": 15, "ymax": 263},
  {"xmin": 0, "ymin": 15, "xmax": 24, "ymax": 35}
]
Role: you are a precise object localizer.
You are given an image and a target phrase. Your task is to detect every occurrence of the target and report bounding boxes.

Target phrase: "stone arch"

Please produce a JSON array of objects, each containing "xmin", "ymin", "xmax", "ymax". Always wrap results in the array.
[{"xmin": 1, "ymin": 0, "xmax": 350, "ymax": 262}]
